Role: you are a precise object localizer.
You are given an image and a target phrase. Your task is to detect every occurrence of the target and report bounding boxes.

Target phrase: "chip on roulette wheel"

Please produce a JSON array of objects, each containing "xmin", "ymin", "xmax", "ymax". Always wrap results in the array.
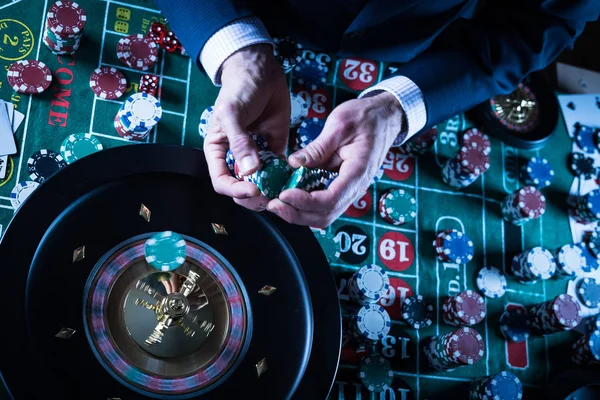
[
  {"xmin": 466, "ymin": 71, "xmax": 559, "ymax": 150},
  {"xmin": 0, "ymin": 145, "xmax": 341, "ymax": 399}
]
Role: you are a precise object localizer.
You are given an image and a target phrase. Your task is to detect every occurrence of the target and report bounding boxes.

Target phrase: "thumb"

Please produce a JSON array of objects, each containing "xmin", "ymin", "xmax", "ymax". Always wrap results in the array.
[
  {"xmin": 288, "ymin": 124, "xmax": 340, "ymax": 169},
  {"xmin": 215, "ymin": 102, "xmax": 260, "ymax": 175}
]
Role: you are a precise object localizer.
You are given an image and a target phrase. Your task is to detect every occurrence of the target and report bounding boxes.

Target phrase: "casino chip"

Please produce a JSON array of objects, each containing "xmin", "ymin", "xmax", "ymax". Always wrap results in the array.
[
  {"xmin": 46, "ymin": 0, "xmax": 87, "ymax": 36},
  {"xmin": 461, "ymin": 128, "xmax": 491, "ymax": 154},
  {"xmin": 470, "ymin": 371, "xmax": 523, "ymax": 400},
  {"xmin": 313, "ymin": 230, "xmax": 341, "ymax": 264},
  {"xmin": 576, "ymin": 242, "xmax": 599, "ymax": 273},
  {"xmin": 499, "ymin": 308, "xmax": 530, "ymax": 342},
  {"xmin": 378, "ymin": 189, "xmax": 417, "ymax": 225},
  {"xmin": 290, "ymin": 92, "xmax": 309, "ymax": 127},
  {"xmin": 457, "ymin": 144, "xmax": 490, "ymax": 175},
  {"xmin": 120, "ymin": 92, "xmax": 162, "ymax": 130},
  {"xmin": 401, "ymin": 295, "xmax": 433, "ymax": 329},
  {"xmin": 436, "ymin": 230, "xmax": 474, "ymax": 264},
  {"xmin": 27, "ymin": 149, "xmax": 67, "ymax": 183},
  {"xmin": 7, "ymin": 60, "xmax": 53, "ymax": 94},
  {"xmin": 198, "ymin": 106, "xmax": 214, "ymax": 139},
  {"xmin": 89, "ymin": 66, "xmax": 127, "ymax": 99},
  {"xmin": 144, "ymin": 231, "xmax": 187, "ymax": 271},
  {"xmin": 570, "ymin": 152, "xmax": 596, "ymax": 179},
  {"xmin": 587, "ymin": 230, "xmax": 600, "ymax": 259},
  {"xmin": 577, "ymin": 278, "xmax": 600, "ymax": 308},
  {"xmin": 359, "ymin": 354, "xmax": 394, "ymax": 393},
  {"xmin": 60, "ymin": 133, "xmax": 103, "ymax": 164},
  {"xmin": 297, "ymin": 118, "xmax": 325, "ymax": 148},
  {"xmin": 555, "ymin": 244, "xmax": 585, "ymax": 279},
  {"xmin": 575, "ymin": 123, "xmax": 597, "ymax": 154},
  {"xmin": 10, "ymin": 181, "xmax": 39, "ymax": 210},
  {"xmin": 273, "ymin": 37, "xmax": 303, "ymax": 73},
  {"xmin": 520, "ymin": 157, "xmax": 554, "ymax": 188},
  {"xmin": 476, "ymin": 266, "xmax": 507, "ymax": 298},
  {"xmin": 294, "ymin": 59, "xmax": 328, "ymax": 90},
  {"xmin": 117, "ymin": 34, "xmax": 158, "ymax": 71},
  {"xmin": 353, "ymin": 304, "xmax": 391, "ymax": 342}
]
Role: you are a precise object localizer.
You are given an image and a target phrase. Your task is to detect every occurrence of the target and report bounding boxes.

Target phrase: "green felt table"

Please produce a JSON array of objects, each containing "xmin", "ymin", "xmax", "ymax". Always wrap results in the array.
[{"xmin": 0, "ymin": 0, "xmax": 584, "ymax": 399}]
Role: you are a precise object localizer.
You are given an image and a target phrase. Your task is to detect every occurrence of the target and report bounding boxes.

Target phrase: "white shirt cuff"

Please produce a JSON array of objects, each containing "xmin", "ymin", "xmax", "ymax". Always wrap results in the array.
[
  {"xmin": 359, "ymin": 76, "xmax": 427, "ymax": 146},
  {"xmin": 199, "ymin": 16, "xmax": 274, "ymax": 86}
]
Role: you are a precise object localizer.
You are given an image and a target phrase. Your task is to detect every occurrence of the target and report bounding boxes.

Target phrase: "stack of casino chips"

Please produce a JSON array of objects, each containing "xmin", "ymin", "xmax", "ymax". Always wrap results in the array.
[
  {"xmin": 423, "ymin": 327, "xmax": 485, "ymax": 371},
  {"xmin": 570, "ymin": 152, "xmax": 596, "ymax": 180},
  {"xmin": 117, "ymin": 34, "xmax": 158, "ymax": 71},
  {"xmin": 520, "ymin": 157, "xmax": 554, "ymax": 188},
  {"xmin": 347, "ymin": 264, "xmax": 390, "ymax": 305},
  {"xmin": 476, "ymin": 266, "xmax": 507, "ymax": 299},
  {"xmin": 434, "ymin": 229, "xmax": 474, "ymax": 264},
  {"xmin": 571, "ymin": 330, "xmax": 600, "ymax": 366},
  {"xmin": 469, "ymin": 371, "xmax": 523, "ymax": 400},
  {"xmin": 114, "ymin": 92, "xmax": 162, "ymax": 141},
  {"xmin": 283, "ymin": 165, "xmax": 338, "ymax": 192},
  {"xmin": 575, "ymin": 314, "xmax": 600, "ymax": 334},
  {"xmin": 499, "ymin": 308, "xmax": 531, "ymax": 342},
  {"xmin": 350, "ymin": 304, "xmax": 391, "ymax": 343},
  {"xmin": 570, "ymin": 189, "xmax": 600, "ymax": 224},
  {"xmin": 554, "ymin": 244, "xmax": 585, "ymax": 279},
  {"xmin": 509, "ymin": 247, "xmax": 556, "ymax": 284},
  {"xmin": 44, "ymin": 1, "xmax": 86, "ymax": 55},
  {"xmin": 236, "ymin": 151, "xmax": 293, "ymax": 199},
  {"xmin": 442, "ymin": 290, "xmax": 486, "ymax": 327},
  {"xmin": 198, "ymin": 106, "xmax": 215, "ymax": 139},
  {"xmin": 441, "ymin": 133, "xmax": 491, "ymax": 188},
  {"xmin": 527, "ymin": 294, "xmax": 582, "ymax": 335},
  {"xmin": 401, "ymin": 295, "xmax": 434, "ymax": 329},
  {"xmin": 290, "ymin": 92, "xmax": 309, "ymax": 128},
  {"xmin": 400, "ymin": 127, "xmax": 438, "ymax": 156},
  {"xmin": 358, "ymin": 354, "xmax": 394, "ymax": 393},
  {"xmin": 586, "ymin": 228, "xmax": 600, "ymax": 258},
  {"xmin": 501, "ymin": 186, "xmax": 546, "ymax": 226},
  {"xmin": 378, "ymin": 189, "xmax": 417, "ymax": 225}
]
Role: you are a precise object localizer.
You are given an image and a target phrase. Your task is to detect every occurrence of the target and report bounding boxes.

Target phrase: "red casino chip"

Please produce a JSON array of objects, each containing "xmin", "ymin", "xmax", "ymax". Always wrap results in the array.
[
  {"xmin": 552, "ymin": 294, "xmax": 582, "ymax": 329},
  {"xmin": 461, "ymin": 128, "xmax": 491, "ymax": 154},
  {"xmin": 117, "ymin": 34, "xmax": 158, "ymax": 71},
  {"xmin": 46, "ymin": 0, "xmax": 87, "ymax": 37},
  {"xmin": 405, "ymin": 127, "xmax": 437, "ymax": 155},
  {"xmin": 445, "ymin": 327, "xmax": 485, "ymax": 365},
  {"xmin": 89, "ymin": 66, "xmax": 127, "ymax": 100},
  {"xmin": 7, "ymin": 60, "xmax": 53, "ymax": 94},
  {"xmin": 452, "ymin": 290, "xmax": 486, "ymax": 326},
  {"xmin": 515, "ymin": 186, "xmax": 546, "ymax": 219},
  {"xmin": 456, "ymin": 145, "xmax": 490, "ymax": 175}
]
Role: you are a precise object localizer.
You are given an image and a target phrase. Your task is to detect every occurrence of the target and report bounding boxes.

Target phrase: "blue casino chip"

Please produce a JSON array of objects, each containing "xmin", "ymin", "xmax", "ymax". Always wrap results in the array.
[
  {"xmin": 520, "ymin": 157, "xmax": 554, "ymax": 188},
  {"xmin": 576, "ymin": 123, "xmax": 597, "ymax": 154},
  {"xmin": 576, "ymin": 242, "xmax": 599, "ymax": 273},
  {"xmin": 294, "ymin": 59, "xmax": 328, "ymax": 89},
  {"xmin": 489, "ymin": 371, "xmax": 523, "ymax": 400},
  {"xmin": 298, "ymin": 118, "xmax": 325, "ymax": 148},
  {"xmin": 577, "ymin": 278, "xmax": 600, "ymax": 308},
  {"xmin": 440, "ymin": 230, "xmax": 474, "ymax": 264}
]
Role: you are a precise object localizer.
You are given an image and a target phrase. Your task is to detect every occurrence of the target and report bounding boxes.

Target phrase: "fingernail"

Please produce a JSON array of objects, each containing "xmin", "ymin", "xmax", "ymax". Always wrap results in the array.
[
  {"xmin": 291, "ymin": 153, "xmax": 307, "ymax": 164},
  {"xmin": 239, "ymin": 156, "xmax": 257, "ymax": 174}
]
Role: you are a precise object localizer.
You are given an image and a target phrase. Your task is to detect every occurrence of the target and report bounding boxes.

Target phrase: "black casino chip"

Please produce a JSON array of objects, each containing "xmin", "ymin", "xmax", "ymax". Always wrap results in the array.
[
  {"xmin": 466, "ymin": 71, "xmax": 559, "ymax": 150},
  {"xmin": 570, "ymin": 151, "xmax": 596, "ymax": 179},
  {"xmin": 0, "ymin": 144, "xmax": 342, "ymax": 399},
  {"xmin": 273, "ymin": 36, "xmax": 303, "ymax": 72}
]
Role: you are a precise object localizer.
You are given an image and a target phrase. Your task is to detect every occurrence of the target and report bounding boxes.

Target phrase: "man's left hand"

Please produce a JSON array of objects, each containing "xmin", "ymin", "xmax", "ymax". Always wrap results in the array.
[{"xmin": 267, "ymin": 92, "xmax": 404, "ymax": 227}]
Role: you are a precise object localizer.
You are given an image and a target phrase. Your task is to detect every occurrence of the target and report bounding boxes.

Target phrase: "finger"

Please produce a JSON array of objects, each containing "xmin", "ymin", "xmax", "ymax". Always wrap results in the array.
[
  {"xmin": 234, "ymin": 195, "xmax": 270, "ymax": 212},
  {"xmin": 267, "ymin": 199, "xmax": 333, "ymax": 228},
  {"xmin": 214, "ymin": 101, "xmax": 260, "ymax": 175},
  {"xmin": 288, "ymin": 118, "xmax": 343, "ymax": 168},
  {"xmin": 279, "ymin": 158, "xmax": 368, "ymax": 212}
]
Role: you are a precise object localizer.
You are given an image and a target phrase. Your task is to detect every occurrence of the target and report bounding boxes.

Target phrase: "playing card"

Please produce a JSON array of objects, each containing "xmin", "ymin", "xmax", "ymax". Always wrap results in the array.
[
  {"xmin": 0, "ymin": 155, "xmax": 7, "ymax": 179},
  {"xmin": 12, "ymin": 109, "xmax": 24, "ymax": 133},
  {"xmin": 5, "ymin": 101, "xmax": 13, "ymax": 129},
  {"xmin": 557, "ymin": 94, "xmax": 600, "ymax": 138},
  {"xmin": 0, "ymin": 101, "xmax": 16, "ymax": 156}
]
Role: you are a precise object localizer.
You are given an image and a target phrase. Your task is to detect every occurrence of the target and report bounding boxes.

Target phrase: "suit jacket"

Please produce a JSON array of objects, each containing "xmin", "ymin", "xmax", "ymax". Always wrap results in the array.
[{"xmin": 153, "ymin": 0, "xmax": 599, "ymax": 131}]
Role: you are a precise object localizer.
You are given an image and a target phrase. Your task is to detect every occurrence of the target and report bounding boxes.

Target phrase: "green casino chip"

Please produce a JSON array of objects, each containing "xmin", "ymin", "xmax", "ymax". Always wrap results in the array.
[
  {"xmin": 60, "ymin": 133, "xmax": 103, "ymax": 164},
  {"xmin": 257, "ymin": 156, "xmax": 292, "ymax": 199},
  {"xmin": 359, "ymin": 354, "xmax": 394, "ymax": 392},
  {"xmin": 283, "ymin": 165, "xmax": 310, "ymax": 190},
  {"xmin": 144, "ymin": 231, "xmax": 187, "ymax": 271},
  {"xmin": 313, "ymin": 229, "xmax": 341, "ymax": 264},
  {"xmin": 382, "ymin": 189, "xmax": 417, "ymax": 224}
]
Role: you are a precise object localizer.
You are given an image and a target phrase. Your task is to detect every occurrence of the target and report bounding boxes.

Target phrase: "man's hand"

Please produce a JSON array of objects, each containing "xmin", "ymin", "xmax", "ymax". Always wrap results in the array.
[
  {"xmin": 267, "ymin": 92, "xmax": 404, "ymax": 227},
  {"xmin": 204, "ymin": 44, "xmax": 290, "ymax": 212}
]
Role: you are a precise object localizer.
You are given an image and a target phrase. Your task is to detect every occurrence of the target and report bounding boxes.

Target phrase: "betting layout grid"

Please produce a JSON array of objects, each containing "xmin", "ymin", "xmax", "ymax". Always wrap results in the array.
[{"xmin": 0, "ymin": 1, "xmax": 588, "ymax": 399}]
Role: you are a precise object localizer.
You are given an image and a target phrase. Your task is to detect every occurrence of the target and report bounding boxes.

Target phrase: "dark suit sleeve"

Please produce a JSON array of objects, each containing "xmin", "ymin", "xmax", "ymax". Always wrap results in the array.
[
  {"xmin": 393, "ymin": 0, "xmax": 599, "ymax": 132},
  {"xmin": 152, "ymin": 0, "xmax": 253, "ymax": 67}
]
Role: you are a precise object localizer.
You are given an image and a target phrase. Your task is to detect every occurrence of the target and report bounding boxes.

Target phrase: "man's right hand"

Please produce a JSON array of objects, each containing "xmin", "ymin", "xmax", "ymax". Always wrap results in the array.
[{"xmin": 204, "ymin": 43, "xmax": 290, "ymax": 212}]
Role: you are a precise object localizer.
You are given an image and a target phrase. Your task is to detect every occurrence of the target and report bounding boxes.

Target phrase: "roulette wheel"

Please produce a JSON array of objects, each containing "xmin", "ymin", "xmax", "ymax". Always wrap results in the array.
[
  {"xmin": 467, "ymin": 71, "xmax": 559, "ymax": 150},
  {"xmin": 0, "ymin": 144, "xmax": 341, "ymax": 399}
]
